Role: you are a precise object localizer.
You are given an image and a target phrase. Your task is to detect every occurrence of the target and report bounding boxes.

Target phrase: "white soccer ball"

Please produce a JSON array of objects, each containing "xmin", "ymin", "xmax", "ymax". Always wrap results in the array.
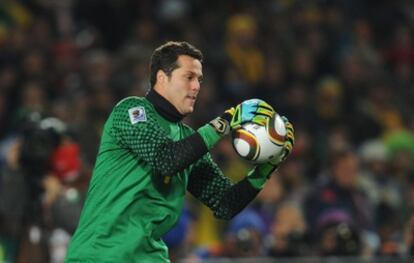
[{"xmin": 232, "ymin": 113, "xmax": 286, "ymax": 164}]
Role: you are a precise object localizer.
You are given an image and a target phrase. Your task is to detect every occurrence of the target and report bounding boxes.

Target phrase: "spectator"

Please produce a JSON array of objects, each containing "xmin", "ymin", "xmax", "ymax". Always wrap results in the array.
[
  {"xmin": 305, "ymin": 147, "xmax": 373, "ymax": 235},
  {"xmin": 267, "ymin": 202, "xmax": 309, "ymax": 257}
]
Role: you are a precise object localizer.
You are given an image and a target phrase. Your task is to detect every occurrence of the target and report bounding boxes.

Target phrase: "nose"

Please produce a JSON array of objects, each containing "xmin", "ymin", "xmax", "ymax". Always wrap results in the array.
[{"xmin": 192, "ymin": 79, "xmax": 201, "ymax": 92}]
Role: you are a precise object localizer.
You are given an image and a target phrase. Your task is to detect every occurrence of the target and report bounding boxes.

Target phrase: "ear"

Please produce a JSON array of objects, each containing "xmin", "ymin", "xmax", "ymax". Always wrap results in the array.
[{"xmin": 156, "ymin": 70, "xmax": 167, "ymax": 85}]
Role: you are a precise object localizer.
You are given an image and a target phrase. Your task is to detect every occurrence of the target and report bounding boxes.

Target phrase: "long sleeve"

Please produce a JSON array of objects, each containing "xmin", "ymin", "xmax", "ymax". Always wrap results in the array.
[
  {"xmin": 187, "ymin": 153, "xmax": 261, "ymax": 220},
  {"xmin": 108, "ymin": 97, "xmax": 263, "ymax": 216},
  {"xmin": 109, "ymin": 97, "xmax": 219, "ymax": 182}
]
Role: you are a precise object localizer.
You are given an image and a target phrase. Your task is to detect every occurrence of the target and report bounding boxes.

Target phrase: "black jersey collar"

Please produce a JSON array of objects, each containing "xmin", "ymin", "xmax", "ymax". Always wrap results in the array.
[{"xmin": 146, "ymin": 88, "xmax": 185, "ymax": 122}]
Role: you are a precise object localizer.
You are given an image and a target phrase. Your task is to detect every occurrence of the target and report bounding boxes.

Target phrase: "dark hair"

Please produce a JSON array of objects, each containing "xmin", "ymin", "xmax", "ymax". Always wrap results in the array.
[{"xmin": 149, "ymin": 41, "xmax": 203, "ymax": 88}]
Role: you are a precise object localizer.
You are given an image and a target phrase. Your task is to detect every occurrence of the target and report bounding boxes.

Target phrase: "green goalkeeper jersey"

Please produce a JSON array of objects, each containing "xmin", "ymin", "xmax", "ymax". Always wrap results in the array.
[{"xmin": 66, "ymin": 91, "xmax": 268, "ymax": 262}]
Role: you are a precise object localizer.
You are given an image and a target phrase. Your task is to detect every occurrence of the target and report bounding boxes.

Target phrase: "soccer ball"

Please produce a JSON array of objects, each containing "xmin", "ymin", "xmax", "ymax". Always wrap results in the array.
[{"xmin": 231, "ymin": 113, "xmax": 286, "ymax": 164}]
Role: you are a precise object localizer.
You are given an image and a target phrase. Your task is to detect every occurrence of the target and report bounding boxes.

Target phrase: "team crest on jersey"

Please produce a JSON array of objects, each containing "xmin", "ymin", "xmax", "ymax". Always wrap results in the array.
[{"xmin": 128, "ymin": 106, "xmax": 146, "ymax": 124}]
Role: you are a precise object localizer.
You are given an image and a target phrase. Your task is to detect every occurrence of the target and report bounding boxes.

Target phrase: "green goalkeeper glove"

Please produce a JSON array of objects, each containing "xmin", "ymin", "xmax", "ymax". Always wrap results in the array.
[
  {"xmin": 269, "ymin": 116, "xmax": 294, "ymax": 166},
  {"xmin": 200, "ymin": 99, "xmax": 274, "ymax": 151},
  {"xmin": 209, "ymin": 98, "xmax": 274, "ymax": 136},
  {"xmin": 247, "ymin": 116, "xmax": 295, "ymax": 189}
]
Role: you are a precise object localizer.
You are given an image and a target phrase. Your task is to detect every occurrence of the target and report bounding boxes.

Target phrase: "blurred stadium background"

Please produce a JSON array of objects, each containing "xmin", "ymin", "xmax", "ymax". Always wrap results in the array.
[{"xmin": 1, "ymin": 0, "xmax": 414, "ymax": 262}]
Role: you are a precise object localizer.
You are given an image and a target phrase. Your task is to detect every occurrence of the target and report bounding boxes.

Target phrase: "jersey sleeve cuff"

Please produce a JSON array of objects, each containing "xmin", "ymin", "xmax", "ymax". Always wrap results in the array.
[
  {"xmin": 197, "ymin": 123, "xmax": 223, "ymax": 150},
  {"xmin": 246, "ymin": 163, "xmax": 278, "ymax": 189}
]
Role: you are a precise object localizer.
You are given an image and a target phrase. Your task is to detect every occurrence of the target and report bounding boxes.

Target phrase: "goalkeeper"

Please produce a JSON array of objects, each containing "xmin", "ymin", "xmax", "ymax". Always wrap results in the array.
[{"xmin": 65, "ymin": 41, "xmax": 294, "ymax": 262}]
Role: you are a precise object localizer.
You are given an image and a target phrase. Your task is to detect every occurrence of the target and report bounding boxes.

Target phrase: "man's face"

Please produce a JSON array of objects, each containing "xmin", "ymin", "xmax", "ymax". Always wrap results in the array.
[
  {"xmin": 333, "ymin": 153, "xmax": 359, "ymax": 188},
  {"xmin": 157, "ymin": 55, "xmax": 203, "ymax": 115}
]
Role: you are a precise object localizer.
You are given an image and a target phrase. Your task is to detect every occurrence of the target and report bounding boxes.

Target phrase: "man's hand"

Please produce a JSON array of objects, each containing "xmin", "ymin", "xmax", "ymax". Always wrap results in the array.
[
  {"xmin": 268, "ymin": 116, "xmax": 295, "ymax": 167},
  {"xmin": 226, "ymin": 99, "xmax": 274, "ymax": 129},
  {"xmin": 209, "ymin": 99, "xmax": 274, "ymax": 136},
  {"xmin": 247, "ymin": 116, "xmax": 295, "ymax": 189}
]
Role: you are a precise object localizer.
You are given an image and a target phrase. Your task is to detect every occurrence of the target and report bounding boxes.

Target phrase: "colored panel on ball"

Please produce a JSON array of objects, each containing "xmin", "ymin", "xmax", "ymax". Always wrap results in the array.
[
  {"xmin": 267, "ymin": 115, "xmax": 285, "ymax": 146},
  {"xmin": 235, "ymin": 129, "xmax": 260, "ymax": 161}
]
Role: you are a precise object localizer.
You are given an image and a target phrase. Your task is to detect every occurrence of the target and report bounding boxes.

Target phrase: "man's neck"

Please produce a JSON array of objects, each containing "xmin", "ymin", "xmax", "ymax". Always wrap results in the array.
[{"xmin": 145, "ymin": 89, "xmax": 184, "ymax": 122}]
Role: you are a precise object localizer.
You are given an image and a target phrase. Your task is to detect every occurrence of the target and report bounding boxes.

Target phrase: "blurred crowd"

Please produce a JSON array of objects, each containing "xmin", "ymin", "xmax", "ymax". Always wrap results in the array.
[{"xmin": 1, "ymin": 0, "xmax": 414, "ymax": 262}]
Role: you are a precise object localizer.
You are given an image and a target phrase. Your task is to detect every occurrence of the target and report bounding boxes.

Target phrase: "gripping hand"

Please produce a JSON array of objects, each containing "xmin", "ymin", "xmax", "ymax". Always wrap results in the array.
[
  {"xmin": 269, "ymin": 116, "xmax": 295, "ymax": 167},
  {"xmin": 209, "ymin": 99, "xmax": 274, "ymax": 138},
  {"xmin": 247, "ymin": 116, "xmax": 295, "ymax": 189},
  {"xmin": 224, "ymin": 99, "xmax": 274, "ymax": 129}
]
